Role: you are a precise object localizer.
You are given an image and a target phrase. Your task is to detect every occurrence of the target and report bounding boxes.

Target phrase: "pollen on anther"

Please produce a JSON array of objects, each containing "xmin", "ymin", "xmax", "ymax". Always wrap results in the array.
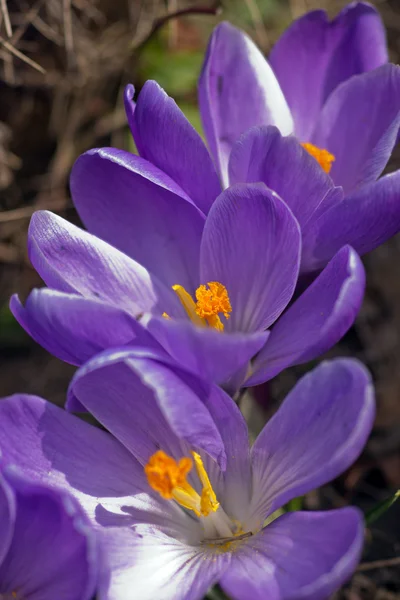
[
  {"xmin": 301, "ymin": 142, "xmax": 335, "ymax": 174},
  {"xmin": 144, "ymin": 450, "xmax": 192, "ymax": 499},
  {"xmin": 195, "ymin": 282, "xmax": 232, "ymax": 320}
]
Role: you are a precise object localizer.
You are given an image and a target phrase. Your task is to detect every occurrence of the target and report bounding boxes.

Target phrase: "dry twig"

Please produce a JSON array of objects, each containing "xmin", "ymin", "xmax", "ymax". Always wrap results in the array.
[{"xmin": 357, "ymin": 556, "xmax": 400, "ymax": 572}]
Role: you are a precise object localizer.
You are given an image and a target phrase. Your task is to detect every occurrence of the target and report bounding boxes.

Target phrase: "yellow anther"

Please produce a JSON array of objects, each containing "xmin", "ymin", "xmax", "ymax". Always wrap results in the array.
[
  {"xmin": 145, "ymin": 449, "xmax": 219, "ymax": 517},
  {"xmin": 170, "ymin": 282, "xmax": 232, "ymax": 331},
  {"xmin": 192, "ymin": 451, "xmax": 220, "ymax": 514},
  {"xmin": 301, "ymin": 142, "xmax": 335, "ymax": 174}
]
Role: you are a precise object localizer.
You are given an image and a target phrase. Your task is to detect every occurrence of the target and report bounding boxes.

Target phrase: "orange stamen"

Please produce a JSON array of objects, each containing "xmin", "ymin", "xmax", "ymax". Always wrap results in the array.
[{"xmin": 301, "ymin": 142, "xmax": 335, "ymax": 174}]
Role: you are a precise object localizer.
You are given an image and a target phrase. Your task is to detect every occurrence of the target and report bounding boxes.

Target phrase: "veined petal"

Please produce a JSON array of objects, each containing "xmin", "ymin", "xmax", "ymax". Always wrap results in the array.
[
  {"xmin": 0, "ymin": 470, "xmax": 98, "ymax": 600},
  {"xmin": 70, "ymin": 148, "xmax": 205, "ymax": 292},
  {"xmin": 270, "ymin": 3, "xmax": 388, "ymax": 140},
  {"xmin": 312, "ymin": 64, "xmax": 400, "ymax": 192},
  {"xmin": 28, "ymin": 211, "xmax": 181, "ymax": 318},
  {"xmin": 0, "ymin": 394, "xmax": 140, "ymax": 524},
  {"xmin": 142, "ymin": 313, "xmax": 268, "ymax": 390},
  {"xmin": 68, "ymin": 347, "xmax": 226, "ymax": 469},
  {"xmin": 132, "ymin": 80, "xmax": 221, "ymax": 214},
  {"xmin": 0, "ymin": 395, "xmax": 200, "ymax": 595},
  {"xmin": 10, "ymin": 290, "xmax": 161, "ymax": 367},
  {"xmin": 248, "ymin": 359, "xmax": 375, "ymax": 525},
  {"xmin": 228, "ymin": 126, "xmax": 335, "ymax": 228},
  {"xmin": 0, "ymin": 474, "xmax": 15, "ymax": 565},
  {"xmin": 247, "ymin": 246, "xmax": 365, "ymax": 385},
  {"xmin": 221, "ymin": 509, "xmax": 363, "ymax": 600},
  {"xmin": 200, "ymin": 183, "xmax": 301, "ymax": 332},
  {"xmin": 302, "ymin": 170, "xmax": 400, "ymax": 273},
  {"xmin": 98, "ymin": 525, "xmax": 230, "ymax": 600},
  {"xmin": 199, "ymin": 22, "xmax": 293, "ymax": 186}
]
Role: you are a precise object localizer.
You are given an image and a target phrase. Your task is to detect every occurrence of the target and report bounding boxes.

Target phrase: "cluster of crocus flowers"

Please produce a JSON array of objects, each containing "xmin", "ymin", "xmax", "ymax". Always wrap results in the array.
[
  {"xmin": 11, "ymin": 4, "xmax": 400, "ymax": 394},
  {"xmin": 12, "ymin": 187, "xmax": 364, "ymax": 393},
  {"xmin": 1, "ymin": 2, "xmax": 399, "ymax": 599},
  {"xmin": 0, "ymin": 463, "xmax": 97, "ymax": 599},
  {"xmin": 0, "ymin": 352, "xmax": 375, "ymax": 600}
]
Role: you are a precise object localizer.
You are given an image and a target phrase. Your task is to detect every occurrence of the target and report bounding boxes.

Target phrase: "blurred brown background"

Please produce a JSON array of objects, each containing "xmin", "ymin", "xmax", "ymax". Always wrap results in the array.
[{"xmin": 0, "ymin": 0, "xmax": 399, "ymax": 597}]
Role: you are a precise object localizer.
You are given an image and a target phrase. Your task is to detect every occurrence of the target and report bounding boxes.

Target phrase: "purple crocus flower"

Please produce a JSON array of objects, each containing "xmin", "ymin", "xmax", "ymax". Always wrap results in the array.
[
  {"xmin": 0, "ymin": 351, "xmax": 374, "ymax": 599},
  {"xmin": 118, "ymin": 3, "xmax": 400, "ymax": 276},
  {"xmin": 12, "ymin": 180, "xmax": 364, "ymax": 391},
  {"xmin": 198, "ymin": 3, "xmax": 400, "ymax": 274},
  {"xmin": 0, "ymin": 463, "xmax": 98, "ymax": 599}
]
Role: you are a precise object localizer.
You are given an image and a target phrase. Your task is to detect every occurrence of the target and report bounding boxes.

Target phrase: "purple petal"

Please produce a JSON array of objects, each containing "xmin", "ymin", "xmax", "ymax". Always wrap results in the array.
[
  {"xmin": 10, "ymin": 290, "xmax": 161, "ymax": 367},
  {"xmin": 142, "ymin": 314, "xmax": 268, "ymax": 390},
  {"xmin": 0, "ymin": 470, "xmax": 98, "ymax": 600},
  {"xmin": 199, "ymin": 22, "xmax": 293, "ymax": 186},
  {"xmin": 200, "ymin": 183, "xmax": 301, "ymax": 332},
  {"xmin": 270, "ymin": 3, "xmax": 388, "ymax": 140},
  {"xmin": 28, "ymin": 210, "xmax": 181, "ymax": 317},
  {"xmin": 0, "ymin": 394, "xmax": 140, "ymax": 523},
  {"xmin": 248, "ymin": 359, "xmax": 375, "ymax": 524},
  {"xmin": 247, "ymin": 246, "xmax": 365, "ymax": 385},
  {"xmin": 68, "ymin": 348, "xmax": 226, "ymax": 469},
  {"xmin": 132, "ymin": 80, "xmax": 221, "ymax": 214},
  {"xmin": 124, "ymin": 84, "xmax": 136, "ymax": 133},
  {"xmin": 0, "ymin": 395, "xmax": 204, "ymax": 597},
  {"xmin": 200, "ymin": 385, "xmax": 252, "ymax": 521},
  {"xmin": 70, "ymin": 148, "xmax": 205, "ymax": 292},
  {"xmin": 312, "ymin": 64, "xmax": 400, "ymax": 193},
  {"xmin": 228, "ymin": 125, "xmax": 335, "ymax": 228},
  {"xmin": 302, "ymin": 170, "xmax": 400, "ymax": 273},
  {"xmin": 0, "ymin": 474, "xmax": 15, "ymax": 565},
  {"xmin": 221, "ymin": 508, "xmax": 363, "ymax": 600},
  {"xmin": 98, "ymin": 525, "xmax": 230, "ymax": 600}
]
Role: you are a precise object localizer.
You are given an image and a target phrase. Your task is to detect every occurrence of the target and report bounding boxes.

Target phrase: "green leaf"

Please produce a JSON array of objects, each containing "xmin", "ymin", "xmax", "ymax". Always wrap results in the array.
[
  {"xmin": 284, "ymin": 496, "xmax": 303, "ymax": 512},
  {"xmin": 365, "ymin": 490, "xmax": 400, "ymax": 525}
]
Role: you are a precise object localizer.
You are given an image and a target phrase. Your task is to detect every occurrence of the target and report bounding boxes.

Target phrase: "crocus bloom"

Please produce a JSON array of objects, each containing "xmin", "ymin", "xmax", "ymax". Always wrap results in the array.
[
  {"xmin": 12, "ymin": 181, "xmax": 364, "ymax": 391},
  {"xmin": 199, "ymin": 3, "xmax": 400, "ymax": 273},
  {"xmin": 0, "ymin": 351, "xmax": 375, "ymax": 599},
  {"xmin": 0, "ymin": 463, "xmax": 98, "ymax": 599},
  {"xmin": 119, "ymin": 3, "xmax": 400, "ymax": 275}
]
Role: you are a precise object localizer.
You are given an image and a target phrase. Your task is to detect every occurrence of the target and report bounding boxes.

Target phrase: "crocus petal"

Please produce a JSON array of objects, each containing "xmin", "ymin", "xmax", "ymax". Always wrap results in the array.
[
  {"xmin": 0, "ymin": 474, "xmax": 15, "ymax": 565},
  {"xmin": 68, "ymin": 347, "xmax": 226, "ymax": 469},
  {"xmin": 0, "ymin": 395, "xmax": 205, "ymax": 593},
  {"xmin": 0, "ymin": 470, "xmax": 98, "ymax": 600},
  {"xmin": 312, "ymin": 64, "xmax": 400, "ymax": 193},
  {"xmin": 71, "ymin": 148, "xmax": 205, "ymax": 292},
  {"xmin": 124, "ymin": 84, "xmax": 136, "ymax": 133},
  {"xmin": 248, "ymin": 359, "xmax": 375, "ymax": 525},
  {"xmin": 246, "ymin": 246, "xmax": 365, "ymax": 385},
  {"xmin": 10, "ymin": 290, "xmax": 161, "ymax": 367},
  {"xmin": 200, "ymin": 183, "xmax": 301, "ymax": 332},
  {"xmin": 302, "ymin": 170, "xmax": 400, "ymax": 273},
  {"xmin": 270, "ymin": 3, "xmax": 388, "ymax": 140},
  {"xmin": 200, "ymin": 385, "xmax": 252, "ymax": 521},
  {"xmin": 142, "ymin": 313, "xmax": 268, "ymax": 390},
  {"xmin": 132, "ymin": 80, "xmax": 221, "ymax": 214},
  {"xmin": 0, "ymin": 394, "xmax": 141, "ymax": 523},
  {"xmin": 28, "ymin": 210, "xmax": 181, "ymax": 318},
  {"xmin": 228, "ymin": 126, "xmax": 335, "ymax": 228},
  {"xmin": 221, "ymin": 508, "xmax": 363, "ymax": 600},
  {"xmin": 199, "ymin": 22, "xmax": 293, "ymax": 186},
  {"xmin": 98, "ymin": 525, "xmax": 230, "ymax": 600}
]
